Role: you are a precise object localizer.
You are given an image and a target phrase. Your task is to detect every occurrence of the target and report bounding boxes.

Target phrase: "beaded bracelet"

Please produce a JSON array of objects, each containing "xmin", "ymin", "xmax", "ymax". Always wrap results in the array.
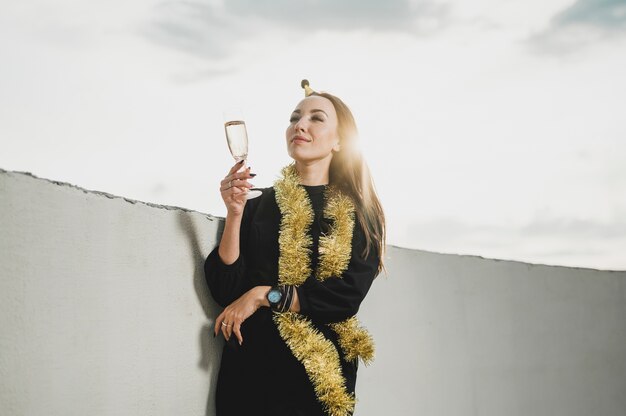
[{"xmin": 280, "ymin": 285, "xmax": 294, "ymax": 312}]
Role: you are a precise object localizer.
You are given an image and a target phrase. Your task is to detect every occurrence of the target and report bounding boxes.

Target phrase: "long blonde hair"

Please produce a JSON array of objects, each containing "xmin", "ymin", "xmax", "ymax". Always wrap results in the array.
[{"xmin": 312, "ymin": 91, "xmax": 386, "ymax": 275}]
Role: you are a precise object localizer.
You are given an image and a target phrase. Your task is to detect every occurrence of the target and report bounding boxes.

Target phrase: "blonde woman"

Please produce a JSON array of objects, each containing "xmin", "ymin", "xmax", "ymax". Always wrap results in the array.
[{"xmin": 205, "ymin": 80, "xmax": 385, "ymax": 416}]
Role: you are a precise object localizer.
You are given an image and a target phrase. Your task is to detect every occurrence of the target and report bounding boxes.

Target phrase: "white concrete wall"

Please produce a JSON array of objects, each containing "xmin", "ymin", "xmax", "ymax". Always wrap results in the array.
[{"xmin": 1, "ymin": 167, "xmax": 625, "ymax": 416}]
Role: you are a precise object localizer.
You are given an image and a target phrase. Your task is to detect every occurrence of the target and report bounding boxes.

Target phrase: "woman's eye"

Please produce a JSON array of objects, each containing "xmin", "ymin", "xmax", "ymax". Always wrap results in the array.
[
  {"xmin": 289, "ymin": 117, "xmax": 299, "ymax": 123},
  {"xmin": 312, "ymin": 116, "xmax": 323, "ymax": 122}
]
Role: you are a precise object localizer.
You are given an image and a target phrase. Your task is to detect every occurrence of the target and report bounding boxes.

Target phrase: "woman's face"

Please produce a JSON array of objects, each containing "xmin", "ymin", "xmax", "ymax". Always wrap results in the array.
[{"xmin": 285, "ymin": 95, "xmax": 340, "ymax": 164}]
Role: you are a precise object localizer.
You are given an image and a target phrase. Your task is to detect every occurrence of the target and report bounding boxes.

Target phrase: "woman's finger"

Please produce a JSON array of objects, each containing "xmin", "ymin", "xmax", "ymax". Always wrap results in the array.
[
  {"xmin": 220, "ymin": 179, "xmax": 253, "ymax": 192},
  {"xmin": 226, "ymin": 160, "xmax": 245, "ymax": 176},
  {"xmin": 225, "ymin": 319, "xmax": 234, "ymax": 340},
  {"xmin": 232, "ymin": 322, "xmax": 243, "ymax": 345},
  {"xmin": 214, "ymin": 311, "xmax": 225, "ymax": 336},
  {"xmin": 232, "ymin": 168, "xmax": 255, "ymax": 180},
  {"xmin": 221, "ymin": 168, "xmax": 254, "ymax": 185},
  {"xmin": 220, "ymin": 312, "xmax": 232, "ymax": 340}
]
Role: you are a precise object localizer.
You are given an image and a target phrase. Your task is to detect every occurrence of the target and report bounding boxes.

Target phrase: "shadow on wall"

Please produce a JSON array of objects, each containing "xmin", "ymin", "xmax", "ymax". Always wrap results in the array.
[{"xmin": 176, "ymin": 211, "xmax": 225, "ymax": 416}]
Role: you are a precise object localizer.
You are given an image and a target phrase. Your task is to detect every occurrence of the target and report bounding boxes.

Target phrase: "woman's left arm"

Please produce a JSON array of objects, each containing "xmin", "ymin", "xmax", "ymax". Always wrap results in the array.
[{"xmin": 293, "ymin": 222, "xmax": 380, "ymax": 324}]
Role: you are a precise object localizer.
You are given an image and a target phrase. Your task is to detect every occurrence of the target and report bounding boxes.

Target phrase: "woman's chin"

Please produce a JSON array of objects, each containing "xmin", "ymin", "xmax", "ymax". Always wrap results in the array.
[{"xmin": 288, "ymin": 149, "xmax": 333, "ymax": 164}]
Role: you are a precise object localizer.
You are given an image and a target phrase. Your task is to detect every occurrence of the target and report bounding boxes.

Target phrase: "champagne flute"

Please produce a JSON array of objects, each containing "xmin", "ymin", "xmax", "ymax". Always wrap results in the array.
[{"xmin": 223, "ymin": 109, "xmax": 262, "ymax": 199}]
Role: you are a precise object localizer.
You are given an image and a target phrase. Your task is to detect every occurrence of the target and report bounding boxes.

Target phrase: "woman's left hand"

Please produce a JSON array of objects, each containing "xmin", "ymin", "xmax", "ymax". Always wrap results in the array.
[{"xmin": 214, "ymin": 286, "xmax": 269, "ymax": 345}]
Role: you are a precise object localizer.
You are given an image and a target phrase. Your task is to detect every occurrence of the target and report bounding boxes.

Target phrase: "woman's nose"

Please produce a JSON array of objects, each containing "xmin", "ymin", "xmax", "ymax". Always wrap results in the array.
[{"xmin": 294, "ymin": 118, "xmax": 307, "ymax": 132}]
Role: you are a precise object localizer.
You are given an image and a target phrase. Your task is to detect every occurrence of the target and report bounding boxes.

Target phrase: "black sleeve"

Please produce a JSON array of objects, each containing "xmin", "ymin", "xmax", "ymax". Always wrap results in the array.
[
  {"xmin": 203, "ymin": 195, "xmax": 260, "ymax": 308},
  {"xmin": 204, "ymin": 248, "xmax": 247, "ymax": 308},
  {"xmin": 295, "ymin": 221, "xmax": 380, "ymax": 324}
]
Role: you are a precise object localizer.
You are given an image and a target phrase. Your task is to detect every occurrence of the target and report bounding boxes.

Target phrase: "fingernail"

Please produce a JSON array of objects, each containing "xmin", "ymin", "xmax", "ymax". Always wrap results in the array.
[
  {"xmin": 249, "ymin": 173, "xmax": 257, "ymax": 177},
  {"xmin": 239, "ymin": 340, "xmax": 242, "ymax": 346},
  {"xmin": 213, "ymin": 333, "xmax": 216, "ymax": 338}
]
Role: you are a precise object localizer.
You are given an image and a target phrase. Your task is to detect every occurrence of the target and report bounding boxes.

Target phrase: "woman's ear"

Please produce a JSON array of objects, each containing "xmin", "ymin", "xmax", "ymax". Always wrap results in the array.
[{"xmin": 333, "ymin": 141, "xmax": 341, "ymax": 152}]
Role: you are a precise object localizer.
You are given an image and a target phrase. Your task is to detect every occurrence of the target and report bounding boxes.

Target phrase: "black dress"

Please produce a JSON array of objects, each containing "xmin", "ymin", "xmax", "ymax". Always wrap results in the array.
[{"xmin": 204, "ymin": 184, "xmax": 379, "ymax": 416}]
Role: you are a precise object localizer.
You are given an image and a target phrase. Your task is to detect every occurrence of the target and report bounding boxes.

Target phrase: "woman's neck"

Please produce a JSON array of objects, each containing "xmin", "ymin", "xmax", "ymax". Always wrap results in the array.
[{"xmin": 294, "ymin": 159, "xmax": 331, "ymax": 186}]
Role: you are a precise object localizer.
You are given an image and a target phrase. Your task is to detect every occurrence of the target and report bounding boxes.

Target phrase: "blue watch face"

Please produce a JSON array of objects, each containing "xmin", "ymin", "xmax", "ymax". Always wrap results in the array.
[{"xmin": 268, "ymin": 289, "xmax": 282, "ymax": 304}]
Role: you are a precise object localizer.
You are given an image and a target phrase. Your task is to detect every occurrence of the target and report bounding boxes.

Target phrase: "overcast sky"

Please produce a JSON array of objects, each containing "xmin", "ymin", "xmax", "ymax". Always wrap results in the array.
[{"xmin": 1, "ymin": 0, "xmax": 625, "ymax": 270}]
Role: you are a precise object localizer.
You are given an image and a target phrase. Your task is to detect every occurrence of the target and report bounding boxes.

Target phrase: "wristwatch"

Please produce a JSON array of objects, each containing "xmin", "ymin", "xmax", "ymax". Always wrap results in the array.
[{"xmin": 266, "ymin": 286, "xmax": 283, "ymax": 310}]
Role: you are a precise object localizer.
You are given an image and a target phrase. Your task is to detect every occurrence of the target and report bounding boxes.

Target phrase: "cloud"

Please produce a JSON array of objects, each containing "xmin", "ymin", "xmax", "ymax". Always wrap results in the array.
[
  {"xmin": 409, "ymin": 211, "xmax": 626, "ymax": 247},
  {"xmin": 143, "ymin": 0, "xmax": 450, "ymax": 61},
  {"xmin": 143, "ymin": 1, "xmax": 240, "ymax": 59},
  {"xmin": 405, "ymin": 212, "xmax": 626, "ymax": 269},
  {"xmin": 527, "ymin": 0, "xmax": 626, "ymax": 54},
  {"xmin": 520, "ymin": 215, "xmax": 626, "ymax": 240},
  {"xmin": 553, "ymin": 0, "xmax": 626, "ymax": 29},
  {"xmin": 222, "ymin": 0, "xmax": 448, "ymax": 31}
]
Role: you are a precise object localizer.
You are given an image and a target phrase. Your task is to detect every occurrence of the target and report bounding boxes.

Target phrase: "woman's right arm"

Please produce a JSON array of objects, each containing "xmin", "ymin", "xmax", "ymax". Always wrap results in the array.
[
  {"xmin": 217, "ymin": 211, "xmax": 244, "ymax": 265},
  {"xmin": 204, "ymin": 161, "xmax": 256, "ymax": 307},
  {"xmin": 217, "ymin": 160, "xmax": 256, "ymax": 263}
]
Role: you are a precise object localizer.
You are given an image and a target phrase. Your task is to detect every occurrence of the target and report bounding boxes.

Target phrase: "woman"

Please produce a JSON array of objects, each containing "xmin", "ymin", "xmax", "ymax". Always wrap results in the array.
[{"xmin": 204, "ymin": 80, "xmax": 385, "ymax": 416}]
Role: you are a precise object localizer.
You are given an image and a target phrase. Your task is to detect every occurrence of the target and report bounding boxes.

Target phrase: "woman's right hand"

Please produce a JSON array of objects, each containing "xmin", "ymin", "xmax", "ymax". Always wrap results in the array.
[{"xmin": 219, "ymin": 160, "xmax": 255, "ymax": 216}]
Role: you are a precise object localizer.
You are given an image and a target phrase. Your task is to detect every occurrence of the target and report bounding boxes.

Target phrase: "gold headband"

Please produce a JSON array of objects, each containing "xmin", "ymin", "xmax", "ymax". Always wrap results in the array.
[{"xmin": 301, "ymin": 79, "xmax": 315, "ymax": 97}]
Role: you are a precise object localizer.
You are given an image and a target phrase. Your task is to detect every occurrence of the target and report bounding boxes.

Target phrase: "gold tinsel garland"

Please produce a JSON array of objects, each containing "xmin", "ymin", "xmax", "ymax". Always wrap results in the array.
[
  {"xmin": 317, "ymin": 187, "xmax": 355, "ymax": 281},
  {"xmin": 273, "ymin": 164, "xmax": 375, "ymax": 416},
  {"xmin": 274, "ymin": 313, "xmax": 356, "ymax": 416},
  {"xmin": 275, "ymin": 164, "xmax": 313, "ymax": 286},
  {"xmin": 329, "ymin": 317, "xmax": 375, "ymax": 365}
]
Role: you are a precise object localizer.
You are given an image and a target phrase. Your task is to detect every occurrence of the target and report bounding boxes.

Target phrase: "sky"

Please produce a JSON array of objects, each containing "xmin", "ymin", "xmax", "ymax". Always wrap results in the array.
[{"xmin": 1, "ymin": 0, "xmax": 625, "ymax": 270}]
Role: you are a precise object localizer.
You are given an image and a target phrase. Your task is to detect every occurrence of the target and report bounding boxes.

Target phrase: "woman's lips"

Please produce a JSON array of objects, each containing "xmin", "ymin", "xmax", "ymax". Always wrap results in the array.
[{"xmin": 292, "ymin": 136, "xmax": 311, "ymax": 144}]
